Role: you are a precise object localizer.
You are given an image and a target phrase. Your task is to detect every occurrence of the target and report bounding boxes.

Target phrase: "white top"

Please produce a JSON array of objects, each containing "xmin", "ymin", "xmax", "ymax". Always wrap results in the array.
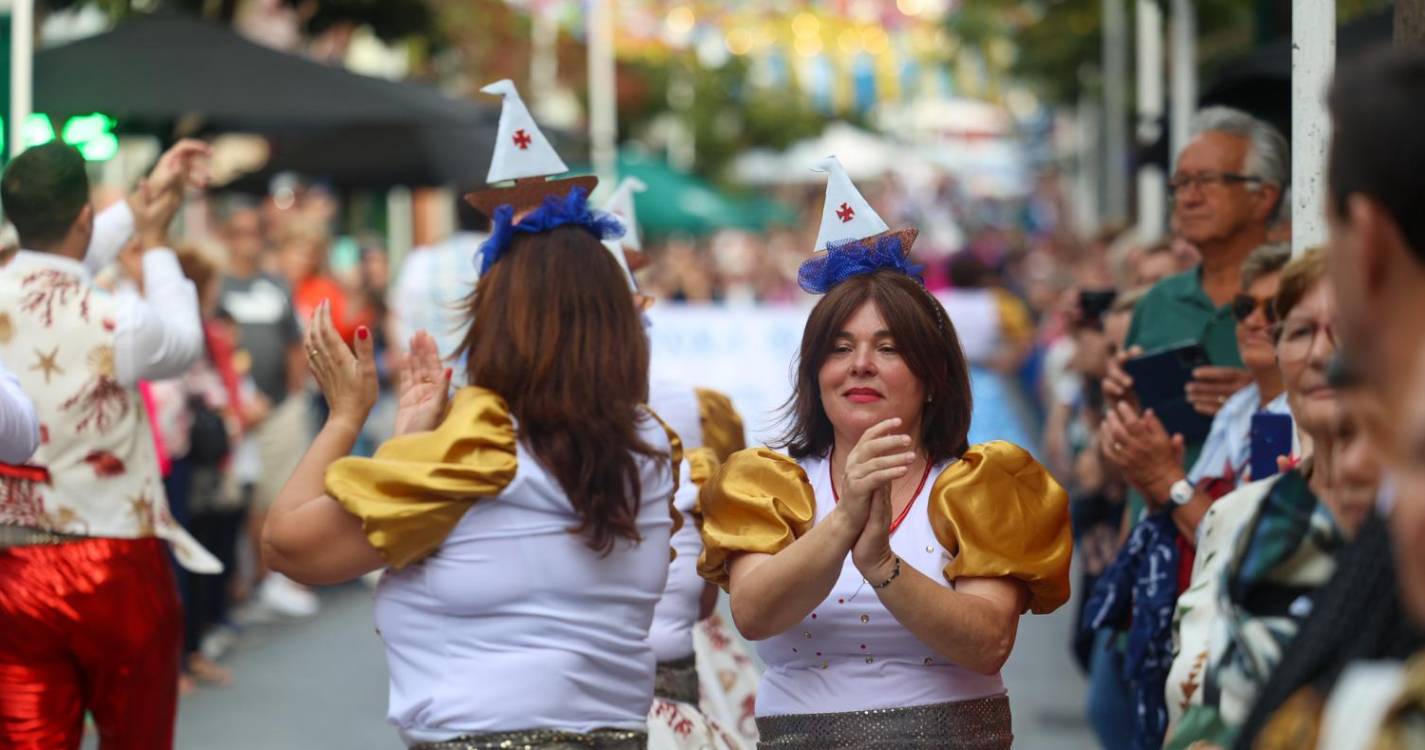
[
  {"xmin": 375, "ymin": 416, "xmax": 677, "ymax": 744},
  {"xmin": 754, "ymin": 454, "xmax": 1006, "ymax": 717},
  {"xmin": 647, "ymin": 381, "xmax": 706, "ymax": 663},
  {"xmin": 649, "ymin": 458, "xmax": 702, "ymax": 663},
  {"xmin": 391, "ymin": 232, "xmax": 483, "ymax": 363},
  {"xmin": 1187, "ymin": 383, "xmax": 1294, "ymax": 487},
  {"xmin": 0, "ymin": 354, "xmax": 39, "ymax": 464}
]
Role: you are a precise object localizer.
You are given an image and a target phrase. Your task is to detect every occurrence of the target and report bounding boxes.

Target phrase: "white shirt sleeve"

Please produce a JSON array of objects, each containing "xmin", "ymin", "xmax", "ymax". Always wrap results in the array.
[
  {"xmin": 113, "ymin": 248, "xmax": 204, "ymax": 386},
  {"xmin": 0, "ymin": 355, "xmax": 39, "ymax": 463},
  {"xmin": 84, "ymin": 200, "xmax": 136, "ymax": 275}
]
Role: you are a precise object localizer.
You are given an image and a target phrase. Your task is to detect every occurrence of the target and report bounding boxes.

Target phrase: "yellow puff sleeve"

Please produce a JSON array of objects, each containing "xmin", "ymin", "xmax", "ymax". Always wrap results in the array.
[
  {"xmin": 325, "ymin": 387, "xmax": 519, "ymax": 569},
  {"xmin": 694, "ymin": 388, "xmax": 747, "ymax": 463},
  {"xmin": 696, "ymin": 447, "xmax": 815, "ymax": 590},
  {"xmin": 685, "ymin": 446, "xmax": 720, "ymax": 515},
  {"xmin": 929, "ymin": 441, "xmax": 1072, "ymax": 614}
]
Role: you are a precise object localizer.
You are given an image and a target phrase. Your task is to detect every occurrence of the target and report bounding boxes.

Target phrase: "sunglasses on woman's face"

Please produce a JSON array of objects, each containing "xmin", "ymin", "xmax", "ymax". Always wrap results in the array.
[{"xmin": 1231, "ymin": 293, "xmax": 1278, "ymax": 324}]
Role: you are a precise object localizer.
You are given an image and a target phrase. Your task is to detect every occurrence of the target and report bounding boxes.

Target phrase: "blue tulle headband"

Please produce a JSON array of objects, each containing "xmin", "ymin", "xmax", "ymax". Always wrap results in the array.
[
  {"xmin": 797, "ymin": 233, "xmax": 924, "ymax": 294},
  {"xmin": 478, "ymin": 186, "xmax": 626, "ymax": 275}
]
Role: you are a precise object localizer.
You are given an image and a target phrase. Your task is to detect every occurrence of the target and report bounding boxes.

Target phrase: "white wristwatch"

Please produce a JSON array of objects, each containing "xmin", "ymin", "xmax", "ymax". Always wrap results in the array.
[{"xmin": 1167, "ymin": 478, "xmax": 1195, "ymax": 507}]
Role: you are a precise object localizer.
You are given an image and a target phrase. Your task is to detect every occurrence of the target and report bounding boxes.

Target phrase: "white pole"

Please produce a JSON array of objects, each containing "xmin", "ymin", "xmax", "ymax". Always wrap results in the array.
[
  {"xmin": 1291, "ymin": 0, "xmax": 1334, "ymax": 255},
  {"xmin": 586, "ymin": 0, "xmax": 618, "ymax": 187},
  {"xmin": 1169, "ymin": 0, "xmax": 1196, "ymax": 163},
  {"xmin": 10, "ymin": 0, "xmax": 33, "ymax": 159},
  {"xmin": 1102, "ymin": 0, "xmax": 1129, "ymax": 225},
  {"xmin": 1136, "ymin": 0, "xmax": 1166, "ymax": 240}
]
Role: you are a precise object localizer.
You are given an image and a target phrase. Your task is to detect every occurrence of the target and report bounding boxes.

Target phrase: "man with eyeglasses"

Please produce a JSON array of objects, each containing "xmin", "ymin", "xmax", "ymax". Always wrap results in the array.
[{"xmin": 1102, "ymin": 107, "xmax": 1289, "ymax": 526}]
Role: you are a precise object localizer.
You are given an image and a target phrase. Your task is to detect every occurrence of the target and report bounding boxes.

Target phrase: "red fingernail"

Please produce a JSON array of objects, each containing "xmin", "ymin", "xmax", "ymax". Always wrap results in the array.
[
  {"xmin": 357, "ymin": 327, "xmax": 369, "ymax": 340},
  {"xmin": 444, "ymin": 368, "xmax": 452, "ymax": 380}
]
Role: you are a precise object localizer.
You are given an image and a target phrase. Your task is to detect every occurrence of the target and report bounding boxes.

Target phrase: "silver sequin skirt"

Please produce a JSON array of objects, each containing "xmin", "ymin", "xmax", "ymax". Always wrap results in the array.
[
  {"xmin": 408, "ymin": 728, "xmax": 647, "ymax": 750},
  {"xmin": 754, "ymin": 695, "xmax": 1013, "ymax": 749}
]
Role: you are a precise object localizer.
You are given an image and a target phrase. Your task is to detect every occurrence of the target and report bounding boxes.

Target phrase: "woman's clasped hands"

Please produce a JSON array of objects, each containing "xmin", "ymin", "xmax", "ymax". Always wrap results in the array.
[{"xmin": 836, "ymin": 417, "xmax": 919, "ymax": 585}]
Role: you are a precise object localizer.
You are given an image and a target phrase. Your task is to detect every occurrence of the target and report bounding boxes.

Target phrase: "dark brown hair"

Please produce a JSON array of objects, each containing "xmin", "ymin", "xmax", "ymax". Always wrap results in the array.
[
  {"xmin": 457, "ymin": 225, "xmax": 662, "ymax": 554},
  {"xmin": 777, "ymin": 270, "xmax": 973, "ymax": 462},
  {"xmin": 2, "ymin": 141, "xmax": 89, "ymax": 249}
]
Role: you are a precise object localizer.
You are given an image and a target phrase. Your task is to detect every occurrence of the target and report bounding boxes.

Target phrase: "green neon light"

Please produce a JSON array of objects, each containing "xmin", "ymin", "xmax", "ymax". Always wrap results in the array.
[
  {"xmin": 4, "ymin": 113, "xmax": 119, "ymax": 162},
  {"xmin": 22, "ymin": 113, "xmax": 55, "ymax": 147},
  {"xmin": 61, "ymin": 113, "xmax": 115, "ymax": 145}
]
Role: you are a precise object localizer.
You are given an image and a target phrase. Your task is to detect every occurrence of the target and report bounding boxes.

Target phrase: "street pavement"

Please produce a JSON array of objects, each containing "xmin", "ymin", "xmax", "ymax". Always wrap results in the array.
[{"xmin": 154, "ymin": 582, "xmax": 1097, "ymax": 749}]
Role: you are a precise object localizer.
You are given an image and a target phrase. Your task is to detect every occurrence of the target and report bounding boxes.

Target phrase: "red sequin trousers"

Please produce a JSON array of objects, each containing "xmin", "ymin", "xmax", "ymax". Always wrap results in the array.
[{"xmin": 0, "ymin": 537, "xmax": 181, "ymax": 749}]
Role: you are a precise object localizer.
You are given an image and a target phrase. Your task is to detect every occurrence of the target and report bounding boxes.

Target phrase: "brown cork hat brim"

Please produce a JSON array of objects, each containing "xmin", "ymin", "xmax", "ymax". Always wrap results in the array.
[
  {"xmin": 830, "ymin": 226, "xmax": 919, "ymax": 255},
  {"xmin": 464, "ymin": 174, "xmax": 600, "ymax": 220}
]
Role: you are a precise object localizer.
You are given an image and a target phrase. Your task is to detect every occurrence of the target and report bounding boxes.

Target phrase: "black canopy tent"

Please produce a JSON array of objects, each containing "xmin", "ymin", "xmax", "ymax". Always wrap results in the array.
[{"xmin": 34, "ymin": 13, "xmax": 507, "ymax": 187}]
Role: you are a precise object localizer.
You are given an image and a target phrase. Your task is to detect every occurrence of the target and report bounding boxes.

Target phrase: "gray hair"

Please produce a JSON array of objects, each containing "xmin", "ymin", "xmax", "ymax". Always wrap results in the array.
[
  {"xmin": 1240, "ymin": 241, "xmax": 1291, "ymax": 289},
  {"xmin": 1188, "ymin": 106, "xmax": 1290, "ymax": 217}
]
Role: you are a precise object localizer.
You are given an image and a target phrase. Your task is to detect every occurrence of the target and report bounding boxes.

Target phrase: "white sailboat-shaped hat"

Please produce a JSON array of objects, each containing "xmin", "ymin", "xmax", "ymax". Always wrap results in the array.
[
  {"xmin": 798, "ymin": 155, "xmax": 921, "ymax": 294},
  {"xmin": 466, "ymin": 79, "xmax": 598, "ymax": 219},
  {"xmin": 599, "ymin": 176, "xmax": 648, "ymax": 291}
]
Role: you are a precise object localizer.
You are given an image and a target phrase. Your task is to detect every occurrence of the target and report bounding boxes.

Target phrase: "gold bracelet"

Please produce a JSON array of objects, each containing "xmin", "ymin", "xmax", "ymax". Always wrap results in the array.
[{"xmin": 871, "ymin": 556, "xmax": 902, "ymax": 589}]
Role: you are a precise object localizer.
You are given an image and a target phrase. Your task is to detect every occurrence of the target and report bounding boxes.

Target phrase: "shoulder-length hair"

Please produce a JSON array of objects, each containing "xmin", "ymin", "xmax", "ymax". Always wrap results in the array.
[
  {"xmin": 776, "ymin": 269, "xmax": 973, "ymax": 463},
  {"xmin": 456, "ymin": 225, "xmax": 661, "ymax": 555}
]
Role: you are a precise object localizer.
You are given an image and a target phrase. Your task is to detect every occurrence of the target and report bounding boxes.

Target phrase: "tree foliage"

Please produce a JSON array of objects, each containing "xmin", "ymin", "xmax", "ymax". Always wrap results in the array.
[{"xmin": 952, "ymin": 0, "xmax": 1392, "ymax": 106}]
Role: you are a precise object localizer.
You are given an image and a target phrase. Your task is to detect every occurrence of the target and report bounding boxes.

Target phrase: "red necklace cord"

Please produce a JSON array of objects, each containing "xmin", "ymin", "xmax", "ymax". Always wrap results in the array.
[{"xmin": 830, "ymin": 454, "xmax": 934, "ymax": 536}]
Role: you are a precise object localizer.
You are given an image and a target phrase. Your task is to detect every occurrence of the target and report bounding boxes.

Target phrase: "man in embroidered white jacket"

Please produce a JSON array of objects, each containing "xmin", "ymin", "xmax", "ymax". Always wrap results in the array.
[{"xmin": 0, "ymin": 138, "xmax": 216, "ymax": 749}]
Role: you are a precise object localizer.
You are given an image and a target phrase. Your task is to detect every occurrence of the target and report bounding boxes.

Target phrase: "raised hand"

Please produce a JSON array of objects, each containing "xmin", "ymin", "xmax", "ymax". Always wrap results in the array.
[
  {"xmin": 1101, "ymin": 345, "xmax": 1143, "ymax": 407},
  {"xmin": 305, "ymin": 300, "xmax": 377, "ymax": 432},
  {"xmin": 393, "ymin": 330, "xmax": 451, "ymax": 436},
  {"xmin": 1101, "ymin": 401, "xmax": 1186, "ymax": 509},
  {"xmin": 835, "ymin": 417, "xmax": 916, "ymax": 532},
  {"xmin": 132, "ymin": 178, "xmax": 183, "ymax": 250},
  {"xmin": 148, "ymin": 139, "xmax": 211, "ymax": 196}
]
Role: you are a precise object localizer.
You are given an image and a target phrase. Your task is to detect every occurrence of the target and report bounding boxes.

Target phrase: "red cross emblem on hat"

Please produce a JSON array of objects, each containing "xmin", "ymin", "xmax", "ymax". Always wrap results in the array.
[
  {"xmin": 512, "ymin": 129, "xmax": 532, "ymax": 150},
  {"xmin": 836, "ymin": 202, "xmax": 855, "ymax": 223}
]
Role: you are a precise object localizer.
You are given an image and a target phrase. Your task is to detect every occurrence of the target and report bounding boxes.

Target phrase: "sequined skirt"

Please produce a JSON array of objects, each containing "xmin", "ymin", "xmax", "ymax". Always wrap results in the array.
[
  {"xmin": 409, "ymin": 728, "xmax": 647, "ymax": 750},
  {"xmin": 653, "ymin": 654, "xmax": 700, "ymax": 705},
  {"xmin": 754, "ymin": 695, "xmax": 1012, "ymax": 750}
]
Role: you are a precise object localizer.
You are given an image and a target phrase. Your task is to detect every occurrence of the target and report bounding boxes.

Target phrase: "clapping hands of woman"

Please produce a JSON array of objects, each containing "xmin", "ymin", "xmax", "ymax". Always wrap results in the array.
[
  {"xmin": 305, "ymin": 300, "xmax": 376, "ymax": 434},
  {"xmin": 835, "ymin": 417, "xmax": 917, "ymax": 581},
  {"xmin": 393, "ymin": 331, "xmax": 451, "ymax": 437}
]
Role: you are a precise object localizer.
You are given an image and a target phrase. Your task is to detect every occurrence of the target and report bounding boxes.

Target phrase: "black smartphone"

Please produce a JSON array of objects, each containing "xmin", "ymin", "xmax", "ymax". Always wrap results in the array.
[
  {"xmin": 1250, "ymin": 413, "xmax": 1294, "ymax": 481},
  {"xmin": 1122, "ymin": 341, "xmax": 1214, "ymax": 444},
  {"xmin": 1079, "ymin": 289, "xmax": 1118, "ymax": 321}
]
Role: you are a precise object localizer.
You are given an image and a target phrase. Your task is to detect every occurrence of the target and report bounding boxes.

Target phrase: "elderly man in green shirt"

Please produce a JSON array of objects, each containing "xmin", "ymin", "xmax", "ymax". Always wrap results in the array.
[{"xmin": 1103, "ymin": 107, "xmax": 1289, "ymax": 530}]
